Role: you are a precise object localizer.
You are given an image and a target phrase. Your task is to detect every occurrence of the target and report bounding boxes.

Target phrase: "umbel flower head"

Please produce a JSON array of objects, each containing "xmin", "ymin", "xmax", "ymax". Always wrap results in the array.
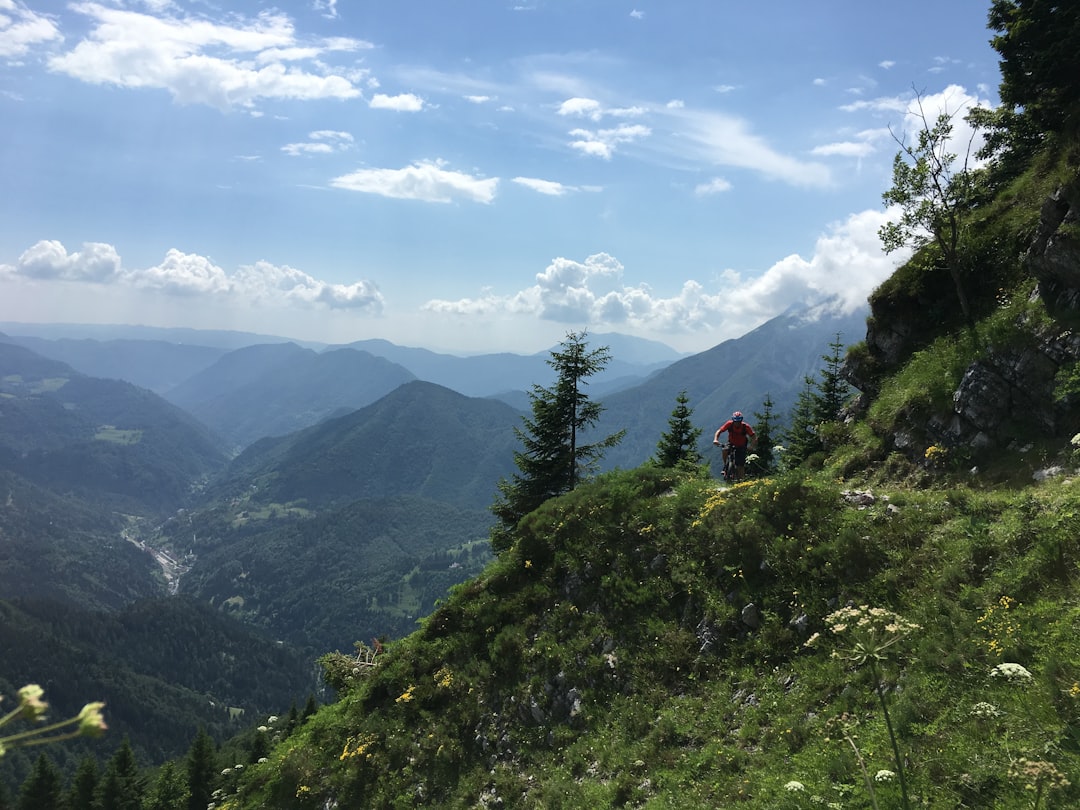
[
  {"xmin": 805, "ymin": 604, "xmax": 920, "ymax": 666},
  {"xmin": 990, "ymin": 662, "xmax": 1033, "ymax": 684}
]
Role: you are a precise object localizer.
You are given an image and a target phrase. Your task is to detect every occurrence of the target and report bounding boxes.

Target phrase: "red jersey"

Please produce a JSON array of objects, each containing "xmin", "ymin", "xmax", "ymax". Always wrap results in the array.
[{"xmin": 718, "ymin": 420, "xmax": 755, "ymax": 447}]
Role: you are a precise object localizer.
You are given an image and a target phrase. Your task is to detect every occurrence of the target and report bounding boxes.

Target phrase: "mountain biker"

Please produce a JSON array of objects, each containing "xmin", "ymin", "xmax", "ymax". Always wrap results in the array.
[{"xmin": 713, "ymin": 411, "xmax": 756, "ymax": 481}]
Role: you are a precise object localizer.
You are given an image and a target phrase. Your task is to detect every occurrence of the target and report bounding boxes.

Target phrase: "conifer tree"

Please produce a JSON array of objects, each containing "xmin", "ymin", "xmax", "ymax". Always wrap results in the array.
[
  {"xmin": 654, "ymin": 390, "xmax": 703, "ymax": 467},
  {"xmin": 491, "ymin": 331, "xmax": 624, "ymax": 551},
  {"xmin": 144, "ymin": 761, "xmax": 189, "ymax": 810},
  {"xmin": 750, "ymin": 394, "xmax": 778, "ymax": 474},
  {"xmin": 66, "ymin": 755, "xmax": 98, "ymax": 810},
  {"xmin": 814, "ymin": 333, "xmax": 853, "ymax": 424},
  {"xmin": 185, "ymin": 727, "xmax": 216, "ymax": 810},
  {"xmin": 783, "ymin": 376, "xmax": 821, "ymax": 469},
  {"xmin": 95, "ymin": 737, "xmax": 145, "ymax": 810},
  {"xmin": 16, "ymin": 753, "xmax": 63, "ymax": 810}
]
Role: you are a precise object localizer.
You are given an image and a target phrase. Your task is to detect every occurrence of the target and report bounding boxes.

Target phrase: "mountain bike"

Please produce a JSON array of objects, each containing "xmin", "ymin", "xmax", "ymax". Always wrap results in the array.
[{"xmin": 720, "ymin": 442, "xmax": 738, "ymax": 483}]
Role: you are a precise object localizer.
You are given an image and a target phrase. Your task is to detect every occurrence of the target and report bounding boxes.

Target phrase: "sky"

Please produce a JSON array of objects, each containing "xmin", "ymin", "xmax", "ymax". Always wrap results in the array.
[{"xmin": 0, "ymin": 0, "xmax": 1001, "ymax": 355}]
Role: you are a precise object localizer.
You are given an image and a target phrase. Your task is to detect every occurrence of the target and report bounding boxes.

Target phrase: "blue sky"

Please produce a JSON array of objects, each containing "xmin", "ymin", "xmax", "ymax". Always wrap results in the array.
[{"xmin": 1, "ymin": 0, "xmax": 999, "ymax": 354}]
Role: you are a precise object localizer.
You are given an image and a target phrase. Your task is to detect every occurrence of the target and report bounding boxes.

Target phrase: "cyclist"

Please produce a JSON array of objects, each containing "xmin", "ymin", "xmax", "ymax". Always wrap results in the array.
[{"xmin": 713, "ymin": 411, "xmax": 756, "ymax": 481}]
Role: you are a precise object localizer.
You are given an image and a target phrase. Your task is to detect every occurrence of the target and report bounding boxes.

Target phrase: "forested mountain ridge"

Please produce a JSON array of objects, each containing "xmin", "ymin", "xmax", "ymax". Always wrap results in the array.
[
  {"xmin": 162, "ymin": 343, "xmax": 417, "ymax": 449},
  {"xmin": 0, "ymin": 341, "xmax": 227, "ymax": 514}
]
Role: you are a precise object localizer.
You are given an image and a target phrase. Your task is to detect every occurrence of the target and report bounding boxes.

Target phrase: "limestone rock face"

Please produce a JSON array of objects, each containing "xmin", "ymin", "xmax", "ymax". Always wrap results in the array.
[{"xmin": 846, "ymin": 177, "xmax": 1080, "ymax": 457}]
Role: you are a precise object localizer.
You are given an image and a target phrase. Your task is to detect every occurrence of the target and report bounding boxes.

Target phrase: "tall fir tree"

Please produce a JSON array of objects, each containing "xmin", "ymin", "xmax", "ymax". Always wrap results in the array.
[
  {"xmin": 491, "ymin": 331, "xmax": 624, "ymax": 551},
  {"xmin": 16, "ymin": 754, "xmax": 64, "ymax": 810},
  {"xmin": 185, "ymin": 727, "xmax": 217, "ymax": 810},
  {"xmin": 783, "ymin": 376, "xmax": 821, "ymax": 469},
  {"xmin": 66, "ymin": 755, "xmax": 99, "ymax": 810},
  {"xmin": 750, "ymin": 394, "xmax": 778, "ymax": 474},
  {"xmin": 813, "ymin": 333, "xmax": 853, "ymax": 425},
  {"xmin": 95, "ymin": 737, "xmax": 145, "ymax": 810},
  {"xmin": 653, "ymin": 390, "xmax": 703, "ymax": 467},
  {"xmin": 143, "ymin": 761, "xmax": 189, "ymax": 810}
]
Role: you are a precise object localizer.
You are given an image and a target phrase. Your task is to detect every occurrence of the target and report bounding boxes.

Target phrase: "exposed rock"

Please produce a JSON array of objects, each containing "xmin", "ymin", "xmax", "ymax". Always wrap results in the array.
[{"xmin": 741, "ymin": 603, "xmax": 761, "ymax": 629}]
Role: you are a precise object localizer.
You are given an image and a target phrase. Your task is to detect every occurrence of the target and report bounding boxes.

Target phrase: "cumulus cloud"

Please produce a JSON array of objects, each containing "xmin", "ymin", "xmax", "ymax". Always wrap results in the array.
[
  {"xmin": 0, "ymin": 240, "xmax": 383, "ymax": 313},
  {"xmin": 331, "ymin": 160, "xmax": 499, "ymax": 203},
  {"xmin": 46, "ymin": 4, "xmax": 367, "ymax": 110},
  {"xmin": 369, "ymin": 92, "xmax": 424, "ymax": 111},
  {"xmin": 422, "ymin": 210, "xmax": 907, "ymax": 339},
  {"xmin": 1, "ymin": 240, "xmax": 121, "ymax": 282},
  {"xmin": 0, "ymin": 0, "xmax": 63, "ymax": 58},
  {"xmin": 838, "ymin": 84, "xmax": 990, "ymax": 166},
  {"xmin": 569, "ymin": 123, "xmax": 651, "ymax": 159}
]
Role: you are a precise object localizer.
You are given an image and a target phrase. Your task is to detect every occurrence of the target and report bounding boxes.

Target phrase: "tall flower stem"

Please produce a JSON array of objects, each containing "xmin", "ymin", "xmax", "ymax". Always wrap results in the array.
[{"xmin": 870, "ymin": 658, "xmax": 911, "ymax": 809}]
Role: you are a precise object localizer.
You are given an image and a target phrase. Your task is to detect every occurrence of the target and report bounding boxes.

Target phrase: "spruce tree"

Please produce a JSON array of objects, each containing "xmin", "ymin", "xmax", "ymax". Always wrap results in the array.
[
  {"xmin": 783, "ymin": 376, "xmax": 821, "ymax": 469},
  {"xmin": 751, "ymin": 394, "xmax": 778, "ymax": 474},
  {"xmin": 491, "ymin": 331, "xmax": 624, "ymax": 551},
  {"xmin": 185, "ymin": 728, "xmax": 216, "ymax": 810},
  {"xmin": 66, "ymin": 756, "xmax": 98, "ymax": 810},
  {"xmin": 143, "ymin": 761, "xmax": 189, "ymax": 810},
  {"xmin": 16, "ymin": 753, "xmax": 63, "ymax": 810},
  {"xmin": 95, "ymin": 737, "xmax": 145, "ymax": 810},
  {"xmin": 654, "ymin": 390, "xmax": 703, "ymax": 467},
  {"xmin": 814, "ymin": 333, "xmax": 853, "ymax": 425}
]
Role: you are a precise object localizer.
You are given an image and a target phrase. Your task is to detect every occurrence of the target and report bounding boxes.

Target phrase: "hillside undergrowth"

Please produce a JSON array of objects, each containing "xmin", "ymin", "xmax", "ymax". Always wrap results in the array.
[{"xmin": 218, "ymin": 464, "xmax": 1079, "ymax": 809}]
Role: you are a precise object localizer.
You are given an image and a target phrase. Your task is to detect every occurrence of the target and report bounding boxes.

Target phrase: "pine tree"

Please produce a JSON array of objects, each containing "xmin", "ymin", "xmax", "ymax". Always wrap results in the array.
[
  {"xmin": 750, "ymin": 394, "xmax": 778, "ymax": 474},
  {"xmin": 143, "ymin": 761, "xmax": 189, "ymax": 810},
  {"xmin": 95, "ymin": 737, "xmax": 145, "ymax": 810},
  {"xmin": 185, "ymin": 727, "xmax": 216, "ymax": 810},
  {"xmin": 66, "ymin": 756, "xmax": 99, "ymax": 810},
  {"xmin": 16, "ymin": 753, "xmax": 63, "ymax": 810},
  {"xmin": 653, "ymin": 390, "xmax": 703, "ymax": 467},
  {"xmin": 491, "ymin": 331, "xmax": 624, "ymax": 551}
]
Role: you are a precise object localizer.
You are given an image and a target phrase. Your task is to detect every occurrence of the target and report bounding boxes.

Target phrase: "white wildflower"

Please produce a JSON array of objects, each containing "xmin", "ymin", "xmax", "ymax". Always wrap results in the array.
[
  {"xmin": 990, "ymin": 662, "xmax": 1033, "ymax": 683},
  {"xmin": 784, "ymin": 780, "xmax": 806, "ymax": 792}
]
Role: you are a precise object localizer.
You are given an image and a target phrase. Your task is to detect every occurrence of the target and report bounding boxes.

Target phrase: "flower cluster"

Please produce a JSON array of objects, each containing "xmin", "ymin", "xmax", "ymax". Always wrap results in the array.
[
  {"xmin": 976, "ymin": 595, "xmax": 1020, "ymax": 657},
  {"xmin": 0, "ymin": 684, "xmax": 106, "ymax": 757},
  {"xmin": 806, "ymin": 604, "xmax": 920, "ymax": 666},
  {"xmin": 924, "ymin": 444, "xmax": 948, "ymax": 467},
  {"xmin": 434, "ymin": 666, "xmax": 454, "ymax": 689},
  {"xmin": 990, "ymin": 662, "xmax": 1033, "ymax": 684},
  {"xmin": 969, "ymin": 701, "xmax": 1003, "ymax": 719},
  {"xmin": 340, "ymin": 734, "xmax": 376, "ymax": 761},
  {"xmin": 1008, "ymin": 758, "xmax": 1071, "ymax": 793},
  {"xmin": 395, "ymin": 685, "xmax": 416, "ymax": 704}
]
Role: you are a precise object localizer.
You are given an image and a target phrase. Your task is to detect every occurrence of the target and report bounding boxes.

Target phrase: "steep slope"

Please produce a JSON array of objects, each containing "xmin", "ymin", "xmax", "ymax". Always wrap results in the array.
[
  {"xmin": 0, "ymin": 342, "xmax": 227, "ymax": 514},
  {"xmin": 0, "ymin": 333, "xmax": 225, "ymax": 393},
  {"xmin": 0, "ymin": 595, "xmax": 314, "ymax": 789},
  {"xmin": 223, "ymin": 380, "xmax": 520, "ymax": 511},
  {"xmin": 164, "ymin": 343, "xmax": 416, "ymax": 448},
  {"xmin": 217, "ymin": 466, "xmax": 1080, "ymax": 809},
  {"xmin": 173, "ymin": 495, "xmax": 495, "ymax": 653},
  {"xmin": 593, "ymin": 301, "xmax": 870, "ymax": 470}
]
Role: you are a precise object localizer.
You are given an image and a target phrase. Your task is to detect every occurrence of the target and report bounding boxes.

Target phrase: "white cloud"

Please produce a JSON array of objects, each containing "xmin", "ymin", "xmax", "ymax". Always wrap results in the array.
[
  {"xmin": 369, "ymin": 92, "xmax": 424, "ymax": 111},
  {"xmin": 282, "ymin": 129, "xmax": 353, "ymax": 156},
  {"xmin": 569, "ymin": 123, "xmax": 651, "ymax": 160},
  {"xmin": 666, "ymin": 99, "xmax": 684, "ymax": 109},
  {"xmin": 661, "ymin": 107, "xmax": 830, "ymax": 187},
  {"xmin": 130, "ymin": 248, "xmax": 232, "ymax": 295},
  {"xmin": 331, "ymin": 160, "xmax": 499, "ymax": 203},
  {"xmin": 312, "ymin": 0, "xmax": 338, "ymax": 20},
  {"xmin": 0, "ymin": 1, "xmax": 62, "ymax": 58},
  {"xmin": 557, "ymin": 97, "xmax": 603, "ymax": 120},
  {"xmin": 0, "ymin": 240, "xmax": 384, "ymax": 313},
  {"xmin": 811, "ymin": 141, "xmax": 874, "ymax": 158},
  {"xmin": 46, "ymin": 4, "xmax": 365, "ymax": 110},
  {"xmin": 630, "ymin": 10, "xmax": 645, "ymax": 19},
  {"xmin": 422, "ymin": 210, "xmax": 906, "ymax": 339},
  {"xmin": 234, "ymin": 260, "xmax": 383, "ymax": 311},
  {"xmin": 465, "ymin": 94, "xmax": 492, "ymax": 104},
  {"xmin": 879, "ymin": 60, "xmax": 896, "ymax": 69},
  {"xmin": 1, "ymin": 240, "xmax": 121, "ymax": 282},
  {"xmin": 513, "ymin": 177, "xmax": 572, "ymax": 196},
  {"xmin": 694, "ymin": 177, "xmax": 732, "ymax": 196}
]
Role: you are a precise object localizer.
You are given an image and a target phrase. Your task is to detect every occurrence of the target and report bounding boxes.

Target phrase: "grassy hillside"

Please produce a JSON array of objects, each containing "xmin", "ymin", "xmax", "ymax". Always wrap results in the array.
[{"xmin": 215, "ymin": 464, "xmax": 1079, "ymax": 808}]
